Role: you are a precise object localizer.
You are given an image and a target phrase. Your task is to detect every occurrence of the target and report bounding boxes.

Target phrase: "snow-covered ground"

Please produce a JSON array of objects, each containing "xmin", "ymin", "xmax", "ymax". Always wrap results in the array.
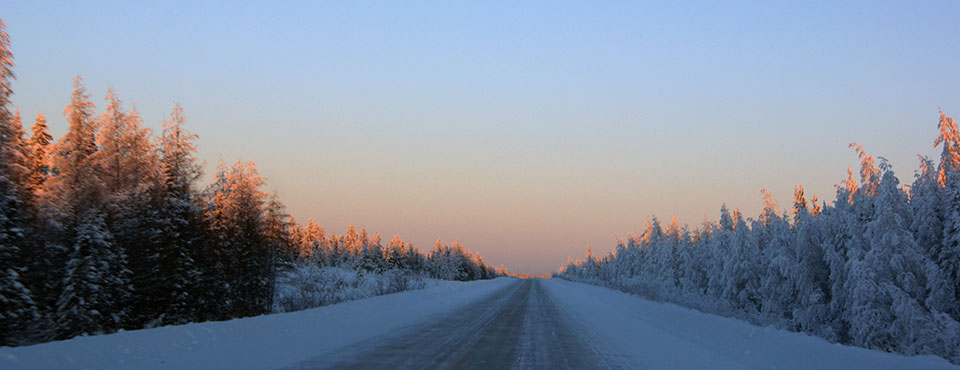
[
  {"xmin": 2, "ymin": 277, "xmax": 956, "ymax": 369},
  {"xmin": 542, "ymin": 278, "xmax": 958, "ymax": 369},
  {"xmin": 0, "ymin": 278, "xmax": 515, "ymax": 370}
]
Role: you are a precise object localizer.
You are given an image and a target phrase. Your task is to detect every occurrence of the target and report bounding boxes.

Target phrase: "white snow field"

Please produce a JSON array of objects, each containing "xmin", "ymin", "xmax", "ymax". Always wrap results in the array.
[{"xmin": 1, "ymin": 278, "xmax": 957, "ymax": 370}]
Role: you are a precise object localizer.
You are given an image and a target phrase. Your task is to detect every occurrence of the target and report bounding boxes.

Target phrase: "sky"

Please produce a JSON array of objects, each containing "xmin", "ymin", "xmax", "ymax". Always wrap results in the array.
[{"xmin": 3, "ymin": 1, "xmax": 960, "ymax": 274}]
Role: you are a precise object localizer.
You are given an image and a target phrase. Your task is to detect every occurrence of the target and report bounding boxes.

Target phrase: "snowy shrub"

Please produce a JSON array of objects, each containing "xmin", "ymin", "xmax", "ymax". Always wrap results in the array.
[
  {"xmin": 273, "ymin": 263, "xmax": 426, "ymax": 313},
  {"xmin": 618, "ymin": 276, "xmax": 662, "ymax": 302}
]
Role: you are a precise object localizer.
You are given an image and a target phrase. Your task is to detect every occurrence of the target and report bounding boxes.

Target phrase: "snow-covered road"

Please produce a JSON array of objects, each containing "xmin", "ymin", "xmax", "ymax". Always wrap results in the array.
[
  {"xmin": 1, "ymin": 278, "xmax": 957, "ymax": 369},
  {"xmin": 289, "ymin": 279, "xmax": 616, "ymax": 369}
]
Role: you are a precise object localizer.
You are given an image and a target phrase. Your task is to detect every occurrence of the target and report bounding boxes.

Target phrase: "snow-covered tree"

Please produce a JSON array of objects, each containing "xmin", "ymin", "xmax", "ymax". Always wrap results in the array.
[
  {"xmin": 721, "ymin": 213, "xmax": 761, "ymax": 318},
  {"xmin": 758, "ymin": 211, "xmax": 799, "ymax": 329},
  {"xmin": 0, "ymin": 110, "xmax": 29, "ymax": 197},
  {"xmin": 0, "ymin": 19, "xmax": 498, "ymax": 347},
  {"xmin": 556, "ymin": 116, "xmax": 960, "ymax": 364},
  {"xmin": 144, "ymin": 104, "xmax": 205, "ymax": 325},
  {"xmin": 43, "ymin": 76, "xmax": 100, "ymax": 230},
  {"xmin": 201, "ymin": 161, "xmax": 272, "ymax": 318},
  {"xmin": 24, "ymin": 112, "xmax": 51, "ymax": 199},
  {"xmin": 0, "ymin": 20, "xmax": 41, "ymax": 346},
  {"xmin": 0, "ymin": 19, "xmax": 12, "ymax": 130},
  {"xmin": 0, "ymin": 19, "xmax": 26, "ymax": 192},
  {"xmin": 935, "ymin": 112, "xmax": 960, "ymax": 321},
  {"xmin": 92, "ymin": 89, "xmax": 159, "ymax": 195},
  {"xmin": 939, "ymin": 171, "xmax": 960, "ymax": 320},
  {"xmin": 848, "ymin": 168, "xmax": 920, "ymax": 350},
  {"xmin": 0, "ymin": 173, "xmax": 38, "ymax": 346},
  {"xmin": 935, "ymin": 110, "xmax": 960, "ymax": 186},
  {"xmin": 82, "ymin": 89, "xmax": 162, "ymax": 328},
  {"xmin": 56, "ymin": 210, "xmax": 131, "ymax": 339}
]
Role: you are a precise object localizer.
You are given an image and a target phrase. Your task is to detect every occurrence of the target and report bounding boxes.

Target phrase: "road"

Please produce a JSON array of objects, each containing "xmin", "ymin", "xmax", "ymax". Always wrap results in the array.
[{"xmin": 287, "ymin": 279, "xmax": 622, "ymax": 369}]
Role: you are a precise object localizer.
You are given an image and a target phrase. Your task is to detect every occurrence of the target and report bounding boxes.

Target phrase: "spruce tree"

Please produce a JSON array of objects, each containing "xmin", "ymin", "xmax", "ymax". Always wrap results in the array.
[
  {"xmin": 0, "ymin": 173, "xmax": 38, "ymax": 346},
  {"xmin": 147, "ymin": 104, "xmax": 205, "ymax": 325},
  {"xmin": 25, "ymin": 112, "xmax": 51, "ymax": 199},
  {"xmin": 201, "ymin": 161, "xmax": 271, "ymax": 319},
  {"xmin": 935, "ymin": 111, "xmax": 960, "ymax": 186},
  {"xmin": 43, "ymin": 76, "xmax": 99, "ymax": 229},
  {"xmin": 935, "ymin": 112, "xmax": 960, "ymax": 320},
  {"xmin": 89, "ymin": 89, "xmax": 160, "ymax": 327},
  {"xmin": 940, "ymin": 171, "xmax": 960, "ymax": 320},
  {"xmin": 0, "ymin": 110, "xmax": 29, "ymax": 195},
  {"xmin": 0, "ymin": 18, "xmax": 40, "ymax": 346},
  {"xmin": 56, "ymin": 210, "xmax": 131, "ymax": 339}
]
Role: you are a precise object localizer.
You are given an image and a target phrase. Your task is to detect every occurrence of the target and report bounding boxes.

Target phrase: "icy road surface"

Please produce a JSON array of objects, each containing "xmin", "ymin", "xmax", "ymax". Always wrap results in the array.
[
  {"xmin": 289, "ymin": 279, "xmax": 617, "ymax": 369},
  {"xmin": 1, "ymin": 278, "xmax": 957, "ymax": 369}
]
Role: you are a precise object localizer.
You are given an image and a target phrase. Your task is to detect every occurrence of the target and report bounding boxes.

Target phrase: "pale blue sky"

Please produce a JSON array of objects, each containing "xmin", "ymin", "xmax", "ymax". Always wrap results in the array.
[{"xmin": 3, "ymin": 1, "xmax": 960, "ymax": 273}]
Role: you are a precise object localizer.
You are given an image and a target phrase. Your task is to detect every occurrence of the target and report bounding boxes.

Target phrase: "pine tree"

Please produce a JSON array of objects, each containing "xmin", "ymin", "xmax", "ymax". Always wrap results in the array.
[
  {"xmin": 935, "ymin": 110, "xmax": 960, "ymax": 186},
  {"xmin": 0, "ymin": 19, "xmax": 25, "ymax": 188},
  {"xmin": 92, "ymin": 89, "xmax": 159, "ymax": 195},
  {"xmin": 850, "ymin": 142, "xmax": 880, "ymax": 197},
  {"xmin": 387, "ymin": 234, "xmax": 405, "ymax": 269},
  {"xmin": 935, "ymin": 111, "xmax": 960, "ymax": 321},
  {"xmin": 912, "ymin": 156, "xmax": 944, "ymax": 257},
  {"xmin": 793, "ymin": 211, "xmax": 832, "ymax": 339},
  {"xmin": 758, "ymin": 211, "xmax": 799, "ymax": 329},
  {"xmin": 908, "ymin": 156, "xmax": 955, "ymax": 317},
  {"xmin": 0, "ymin": 110, "xmax": 29, "ymax": 195},
  {"xmin": 84, "ymin": 89, "xmax": 163, "ymax": 328},
  {"xmin": 0, "ymin": 19, "xmax": 12, "ymax": 130},
  {"xmin": 849, "ymin": 168, "xmax": 933, "ymax": 353},
  {"xmin": 285, "ymin": 216, "xmax": 304, "ymax": 261},
  {"xmin": 721, "ymin": 213, "xmax": 761, "ymax": 318},
  {"xmin": 706, "ymin": 205, "xmax": 735, "ymax": 305},
  {"xmin": 56, "ymin": 210, "xmax": 131, "ymax": 339},
  {"xmin": 358, "ymin": 232, "xmax": 386, "ymax": 273},
  {"xmin": 18, "ymin": 114, "xmax": 59, "ymax": 335},
  {"xmin": 25, "ymin": 112, "xmax": 51, "ymax": 199},
  {"xmin": 791, "ymin": 185, "xmax": 807, "ymax": 219},
  {"xmin": 264, "ymin": 193, "xmax": 291, "ymax": 260},
  {"xmin": 940, "ymin": 171, "xmax": 960, "ymax": 320},
  {"xmin": 0, "ymin": 19, "xmax": 40, "ymax": 346},
  {"xmin": 157, "ymin": 105, "xmax": 203, "ymax": 298},
  {"xmin": 0, "ymin": 173, "xmax": 39, "ymax": 346},
  {"xmin": 201, "ymin": 161, "xmax": 271, "ymax": 319},
  {"xmin": 43, "ymin": 76, "xmax": 99, "ymax": 230},
  {"xmin": 303, "ymin": 218, "xmax": 328, "ymax": 264}
]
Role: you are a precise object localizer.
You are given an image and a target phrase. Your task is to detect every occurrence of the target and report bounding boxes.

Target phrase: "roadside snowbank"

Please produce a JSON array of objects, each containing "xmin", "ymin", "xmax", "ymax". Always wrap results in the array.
[
  {"xmin": 542, "ymin": 278, "xmax": 958, "ymax": 370},
  {"xmin": 0, "ymin": 278, "xmax": 516, "ymax": 370}
]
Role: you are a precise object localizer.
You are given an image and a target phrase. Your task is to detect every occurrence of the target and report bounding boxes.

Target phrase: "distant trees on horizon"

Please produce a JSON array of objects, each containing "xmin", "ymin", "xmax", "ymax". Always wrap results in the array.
[
  {"xmin": 558, "ymin": 112, "xmax": 960, "ymax": 363},
  {"xmin": 0, "ymin": 19, "xmax": 496, "ymax": 347}
]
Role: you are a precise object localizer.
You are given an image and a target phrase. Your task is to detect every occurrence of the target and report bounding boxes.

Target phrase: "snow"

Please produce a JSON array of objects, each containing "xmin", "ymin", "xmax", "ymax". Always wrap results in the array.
[
  {"xmin": 0, "ymin": 278, "xmax": 516, "ymax": 370},
  {"xmin": 3, "ymin": 277, "xmax": 957, "ymax": 369},
  {"xmin": 541, "ymin": 278, "xmax": 958, "ymax": 370},
  {"xmin": 272, "ymin": 265, "xmax": 428, "ymax": 313}
]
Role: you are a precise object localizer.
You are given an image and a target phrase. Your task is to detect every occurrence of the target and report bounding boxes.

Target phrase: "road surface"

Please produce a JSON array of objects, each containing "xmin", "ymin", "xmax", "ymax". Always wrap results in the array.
[{"xmin": 288, "ymin": 279, "xmax": 623, "ymax": 369}]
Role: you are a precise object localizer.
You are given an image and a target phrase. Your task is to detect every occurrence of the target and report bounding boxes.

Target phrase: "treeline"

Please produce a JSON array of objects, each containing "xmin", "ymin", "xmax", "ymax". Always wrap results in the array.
[
  {"xmin": 272, "ymin": 226, "xmax": 501, "ymax": 313},
  {"xmin": 0, "ymin": 20, "xmax": 496, "ymax": 347},
  {"xmin": 284, "ymin": 221, "xmax": 499, "ymax": 282},
  {"xmin": 558, "ymin": 113, "xmax": 960, "ymax": 363}
]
